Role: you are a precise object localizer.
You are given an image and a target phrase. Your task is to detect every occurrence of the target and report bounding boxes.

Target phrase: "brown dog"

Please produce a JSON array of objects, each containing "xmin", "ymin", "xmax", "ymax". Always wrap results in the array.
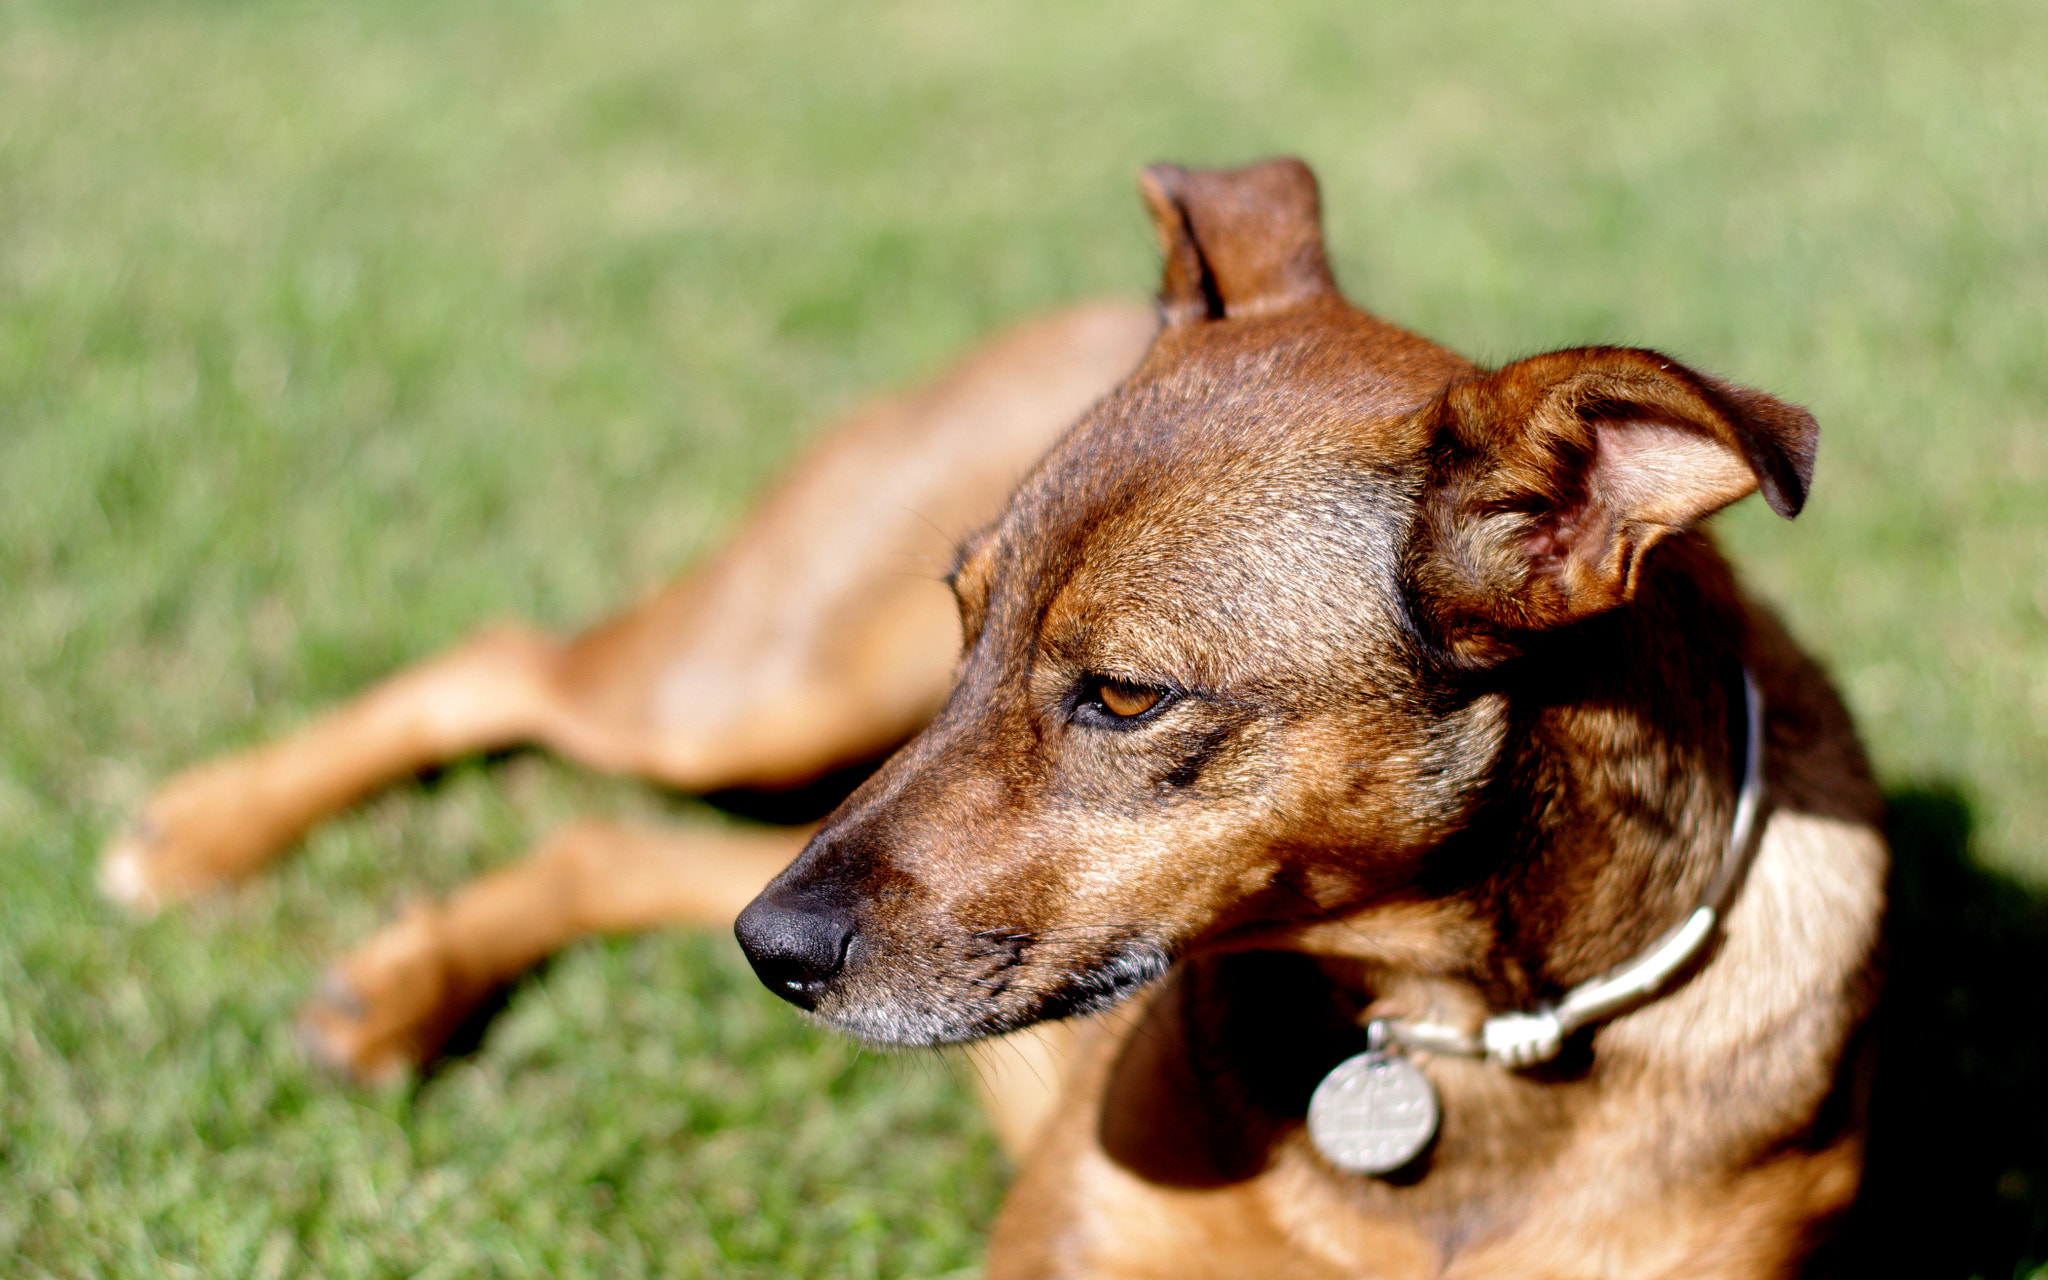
[{"xmin": 109, "ymin": 159, "xmax": 1884, "ymax": 1276}]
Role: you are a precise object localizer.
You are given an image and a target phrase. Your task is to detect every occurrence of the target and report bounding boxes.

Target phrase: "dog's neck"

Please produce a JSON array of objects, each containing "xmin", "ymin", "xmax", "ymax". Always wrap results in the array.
[{"xmin": 1312, "ymin": 535, "xmax": 1757, "ymax": 1043}]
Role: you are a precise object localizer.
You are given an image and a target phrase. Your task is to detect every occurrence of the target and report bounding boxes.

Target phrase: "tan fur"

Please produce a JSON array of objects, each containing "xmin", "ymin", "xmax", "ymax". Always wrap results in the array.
[
  {"xmin": 102, "ymin": 300, "xmax": 1158, "ymax": 1065},
  {"xmin": 113, "ymin": 159, "xmax": 1883, "ymax": 1277}
]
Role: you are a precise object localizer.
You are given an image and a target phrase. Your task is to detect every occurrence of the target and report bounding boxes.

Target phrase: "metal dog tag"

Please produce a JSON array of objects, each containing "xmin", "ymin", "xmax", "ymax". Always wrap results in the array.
[{"xmin": 1307, "ymin": 1047, "xmax": 1439, "ymax": 1176}]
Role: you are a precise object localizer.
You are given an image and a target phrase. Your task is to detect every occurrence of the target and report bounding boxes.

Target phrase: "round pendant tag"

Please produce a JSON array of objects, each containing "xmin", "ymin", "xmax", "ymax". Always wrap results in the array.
[{"xmin": 1307, "ymin": 1051, "xmax": 1440, "ymax": 1175}]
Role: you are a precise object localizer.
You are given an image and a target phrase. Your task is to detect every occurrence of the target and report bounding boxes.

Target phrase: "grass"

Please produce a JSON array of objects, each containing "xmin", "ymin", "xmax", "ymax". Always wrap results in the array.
[{"xmin": 2, "ymin": 0, "xmax": 2044, "ymax": 1275}]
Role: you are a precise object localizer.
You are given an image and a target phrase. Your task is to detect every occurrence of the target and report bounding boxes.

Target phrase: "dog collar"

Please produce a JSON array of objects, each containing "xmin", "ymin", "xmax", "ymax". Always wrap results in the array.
[{"xmin": 1307, "ymin": 667, "xmax": 1767, "ymax": 1174}]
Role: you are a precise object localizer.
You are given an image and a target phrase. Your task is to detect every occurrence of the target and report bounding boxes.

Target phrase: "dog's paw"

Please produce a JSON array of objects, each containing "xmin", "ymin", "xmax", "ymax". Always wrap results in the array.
[
  {"xmin": 99, "ymin": 821, "xmax": 173, "ymax": 915},
  {"xmin": 297, "ymin": 903, "xmax": 479, "ymax": 1084},
  {"xmin": 99, "ymin": 813, "xmax": 236, "ymax": 916},
  {"xmin": 99, "ymin": 762, "xmax": 295, "ymax": 915}
]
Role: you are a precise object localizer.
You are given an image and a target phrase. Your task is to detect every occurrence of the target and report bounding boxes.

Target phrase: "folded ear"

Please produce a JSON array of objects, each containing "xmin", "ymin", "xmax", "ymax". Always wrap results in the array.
[
  {"xmin": 1406, "ymin": 346, "xmax": 1818, "ymax": 661},
  {"xmin": 1140, "ymin": 157, "xmax": 1339, "ymax": 325}
]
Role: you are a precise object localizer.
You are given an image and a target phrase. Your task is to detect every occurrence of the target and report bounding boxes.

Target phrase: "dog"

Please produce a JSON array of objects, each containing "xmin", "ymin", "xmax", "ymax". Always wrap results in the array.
[{"xmin": 107, "ymin": 158, "xmax": 1884, "ymax": 1277}]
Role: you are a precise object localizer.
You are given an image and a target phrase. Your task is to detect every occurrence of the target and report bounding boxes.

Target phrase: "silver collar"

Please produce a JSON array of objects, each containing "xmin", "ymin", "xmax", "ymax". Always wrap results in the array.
[{"xmin": 1378, "ymin": 667, "xmax": 1768, "ymax": 1069}]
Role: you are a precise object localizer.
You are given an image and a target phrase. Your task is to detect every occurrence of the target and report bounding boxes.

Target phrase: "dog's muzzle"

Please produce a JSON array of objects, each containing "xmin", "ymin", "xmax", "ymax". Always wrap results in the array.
[{"xmin": 733, "ymin": 889, "xmax": 856, "ymax": 1010}]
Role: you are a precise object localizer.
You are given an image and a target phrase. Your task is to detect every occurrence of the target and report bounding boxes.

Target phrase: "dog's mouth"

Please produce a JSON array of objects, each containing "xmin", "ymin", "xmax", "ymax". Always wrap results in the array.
[
  {"xmin": 842, "ymin": 927, "xmax": 1171, "ymax": 1047},
  {"xmin": 940, "ymin": 926, "xmax": 1173, "ymax": 1037},
  {"xmin": 737, "ymin": 901, "xmax": 1172, "ymax": 1047}
]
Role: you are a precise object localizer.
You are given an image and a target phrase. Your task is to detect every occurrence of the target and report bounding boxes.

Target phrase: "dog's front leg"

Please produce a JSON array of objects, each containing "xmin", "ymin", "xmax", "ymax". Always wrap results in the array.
[
  {"xmin": 296, "ymin": 820, "xmax": 808, "ymax": 1081},
  {"xmin": 102, "ymin": 624, "xmax": 572, "ymax": 912}
]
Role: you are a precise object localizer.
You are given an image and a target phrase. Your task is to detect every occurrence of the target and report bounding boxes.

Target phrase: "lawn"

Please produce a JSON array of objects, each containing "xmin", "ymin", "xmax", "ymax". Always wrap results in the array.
[{"xmin": 3, "ymin": 0, "xmax": 2045, "ymax": 1275}]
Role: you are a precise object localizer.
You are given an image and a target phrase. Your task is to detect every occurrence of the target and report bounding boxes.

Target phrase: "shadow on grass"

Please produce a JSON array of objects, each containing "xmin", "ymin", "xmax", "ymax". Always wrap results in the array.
[
  {"xmin": 702, "ymin": 754, "xmax": 887, "ymax": 826},
  {"xmin": 1824, "ymin": 784, "xmax": 2048, "ymax": 1279}
]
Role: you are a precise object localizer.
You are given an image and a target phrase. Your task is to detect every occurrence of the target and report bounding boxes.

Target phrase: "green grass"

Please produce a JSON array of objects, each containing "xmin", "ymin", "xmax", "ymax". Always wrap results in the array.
[{"xmin": 2, "ymin": 0, "xmax": 2045, "ymax": 1275}]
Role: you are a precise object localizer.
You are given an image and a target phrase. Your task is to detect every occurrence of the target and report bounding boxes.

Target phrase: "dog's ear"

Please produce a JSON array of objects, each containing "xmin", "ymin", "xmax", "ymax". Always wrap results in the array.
[
  {"xmin": 1140, "ymin": 158, "xmax": 1339, "ymax": 325},
  {"xmin": 1407, "ymin": 346, "xmax": 1818, "ymax": 662}
]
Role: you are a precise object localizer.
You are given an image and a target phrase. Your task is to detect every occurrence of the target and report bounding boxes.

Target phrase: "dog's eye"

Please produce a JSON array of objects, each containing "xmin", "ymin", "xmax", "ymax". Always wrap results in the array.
[{"xmin": 1087, "ymin": 678, "xmax": 1167, "ymax": 721}]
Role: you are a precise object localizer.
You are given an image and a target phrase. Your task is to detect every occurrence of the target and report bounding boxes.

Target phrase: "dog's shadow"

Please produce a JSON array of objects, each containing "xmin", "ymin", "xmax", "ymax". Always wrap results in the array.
[{"xmin": 1822, "ymin": 784, "xmax": 2048, "ymax": 1278}]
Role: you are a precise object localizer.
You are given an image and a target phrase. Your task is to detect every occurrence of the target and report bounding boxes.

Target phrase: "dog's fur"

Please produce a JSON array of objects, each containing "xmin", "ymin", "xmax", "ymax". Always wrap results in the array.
[{"xmin": 109, "ymin": 159, "xmax": 1884, "ymax": 1277}]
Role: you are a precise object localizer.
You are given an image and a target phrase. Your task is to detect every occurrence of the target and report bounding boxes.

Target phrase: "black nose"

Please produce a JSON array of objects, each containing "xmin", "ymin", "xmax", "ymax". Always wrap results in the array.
[{"xmin": 733, "ymin": 893, "xmax": 856, "ymax": 1010}]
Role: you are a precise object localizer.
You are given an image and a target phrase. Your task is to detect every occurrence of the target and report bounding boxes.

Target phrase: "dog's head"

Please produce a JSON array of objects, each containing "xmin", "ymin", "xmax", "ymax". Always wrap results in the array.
[{"xmin": 736, "ymin": 159, "xmax": 1817, "ymax": 1046}]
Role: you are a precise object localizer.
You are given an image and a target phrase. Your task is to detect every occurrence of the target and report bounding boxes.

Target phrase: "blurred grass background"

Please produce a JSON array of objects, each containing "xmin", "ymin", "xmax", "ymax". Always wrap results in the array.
[{"xmin": 2, "ymin": 0, "xmax": 2044, "ymax": 1275}]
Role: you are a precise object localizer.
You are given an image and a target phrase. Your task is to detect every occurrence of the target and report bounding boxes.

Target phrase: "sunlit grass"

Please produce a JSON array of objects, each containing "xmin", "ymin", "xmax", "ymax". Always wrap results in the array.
[{"xmin": 3, "ymin": 0, "xmax": 2044, "ymax": 1275}]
